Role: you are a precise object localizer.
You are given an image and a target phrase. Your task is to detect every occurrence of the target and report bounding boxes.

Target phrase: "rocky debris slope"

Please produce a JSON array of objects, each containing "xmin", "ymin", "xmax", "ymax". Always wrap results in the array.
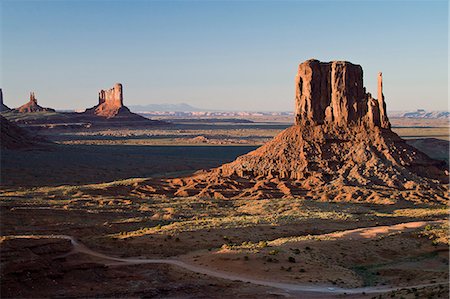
[
  {"xmin": 84, "ymin": 83, "xmax": 146, "ymax": 120},
  {"xmin": 133, "ymin": 60, "xmax": 449, "ymax": 202},
  {"xmin": 0, "ymin": 88, "xmax": 10, "ymax": 112},
  {"xmin": 15, "ymin": 92, "xmax": 55, "ymax": 113},
  {"xmin": 0, "ymin": 116, "xmax": 49, "ymax": 149}
]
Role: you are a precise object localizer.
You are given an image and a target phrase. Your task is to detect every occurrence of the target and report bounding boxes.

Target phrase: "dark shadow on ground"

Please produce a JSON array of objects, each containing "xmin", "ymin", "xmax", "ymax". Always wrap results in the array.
[{"xmin": 0, "ymin": 144, "xmax": 257, "ymax": 187}]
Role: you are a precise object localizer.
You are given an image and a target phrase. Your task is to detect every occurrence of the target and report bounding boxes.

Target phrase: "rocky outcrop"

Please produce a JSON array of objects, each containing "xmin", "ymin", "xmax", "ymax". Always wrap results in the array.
[
  {"xmin": 131, "ymin": 59, "xmax": 448, "ymax": 202},
  {"xmin": 0, "ymin": 88, "xmax": 11, "ymax": 112},
  {"xmin": 294, "ymin": 59, "xmax": 390, "ymax": 129},
  {"xmin": 0, "ymin": 116, "xmax": 48, "ymax": 149},
  {"xmin": 16, "ymin": 92, "xmax": 55, "ymax": 113},
  {"xmin": 84, "ymin": 83, "xmax": 143, "ymax": 119}
]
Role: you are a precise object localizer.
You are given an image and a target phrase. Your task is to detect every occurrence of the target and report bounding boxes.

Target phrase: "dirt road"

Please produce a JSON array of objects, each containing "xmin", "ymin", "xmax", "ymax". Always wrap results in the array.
[{"xmin": 4, "ymin": 220, "xmax": 447, "ymax": 297}]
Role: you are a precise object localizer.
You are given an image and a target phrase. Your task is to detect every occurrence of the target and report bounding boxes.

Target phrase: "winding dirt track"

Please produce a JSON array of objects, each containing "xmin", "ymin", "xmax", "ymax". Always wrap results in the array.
[{"xmin": 5, "ymin": 220, "xmax": 448, "ymax": 296}]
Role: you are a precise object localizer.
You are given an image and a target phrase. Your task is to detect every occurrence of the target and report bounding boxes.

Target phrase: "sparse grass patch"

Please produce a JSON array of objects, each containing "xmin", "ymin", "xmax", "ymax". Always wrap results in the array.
[{"xmin": 418, "ymin": 222, "xmax": 449, "ymax": 245}]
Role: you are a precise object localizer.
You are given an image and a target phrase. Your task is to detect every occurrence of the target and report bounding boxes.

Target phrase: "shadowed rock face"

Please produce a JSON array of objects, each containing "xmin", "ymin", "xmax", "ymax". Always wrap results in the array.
[
  {"xmin": 16, "ymin": 92, "xmax": 55, "ymax": 113},
  {"xmin": 0, "ymin": 116, "xmax": 48, "ymax": 149},
  {"xmin": 294, "ymin": 59, "xmax": 390, "ymax": 129},
  {"xmin": 133, "ymin": 59, "xmax": 448, "ymax": 202},
  {"xmin": 0, "ymin": 89, "xmax": 11, "ymax": 112}
]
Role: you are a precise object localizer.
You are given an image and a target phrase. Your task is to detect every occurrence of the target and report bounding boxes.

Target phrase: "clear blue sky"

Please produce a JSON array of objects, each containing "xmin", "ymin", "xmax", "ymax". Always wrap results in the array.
[{"xmin": 1, "ymin": 0, "xmax": 448, "ymax": 111}]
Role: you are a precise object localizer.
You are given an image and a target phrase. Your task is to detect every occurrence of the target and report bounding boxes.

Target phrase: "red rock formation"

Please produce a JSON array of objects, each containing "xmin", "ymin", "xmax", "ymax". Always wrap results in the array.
[
  {"xmin": 15, "ymin": 92, "xmax": 55, "ymax": 113},
  {"xmin": 0, "ymin": 88, "xmax": 10, "ymax": 112},
  {"xmin": 294, "ymin": 59, "xmax": 390, "ymax": 129},
  {"xmin": 377, "ymin": 72, "xmax": 390, "ymax": 128},
  {"xmin": 85, "ymin": 83, "xmax": 141, "ymax": 119},
  {"xmin": 131, "ymin": 59, "xmax": 447, "ymax": 202}
]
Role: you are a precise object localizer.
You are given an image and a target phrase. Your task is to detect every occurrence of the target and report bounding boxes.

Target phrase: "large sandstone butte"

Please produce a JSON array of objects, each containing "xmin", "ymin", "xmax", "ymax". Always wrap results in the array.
[
  {"xmin": 0, "ymin": 89, "xmax": 11, "ymax": 112},
  {"xmin": 294, "ymin": 60, "xmax": 389, "ymax": 129},
  {"xmin": 84, "ymin": 83, "xmax": 145, "ymax": 120},
  {"xmin": 15, "ymin": 92, "xmax": 55, "ymax": 113},
  {"xmin": 131, "ymin": 59, "xmax": 447, "ymax": 202}
]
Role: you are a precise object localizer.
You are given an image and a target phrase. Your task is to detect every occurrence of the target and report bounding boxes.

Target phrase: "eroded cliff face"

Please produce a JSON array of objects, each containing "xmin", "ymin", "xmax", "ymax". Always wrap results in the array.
[
  {"xmin": 16, "ymin": 92, "xmax": 55, "ymax": 113},
  {"xmin": 294, "ymin": 59, "xmax": 390, "ymax": 129}
]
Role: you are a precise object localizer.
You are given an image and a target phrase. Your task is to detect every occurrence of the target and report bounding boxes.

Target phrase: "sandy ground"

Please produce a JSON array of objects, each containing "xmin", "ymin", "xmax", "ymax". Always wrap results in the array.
[
  {"xmin": 1, "ymin": 220, "xmax": 448, "ymax": 298},
  {"xmin": 0, "ymin": 116, "xmax": 449, "ymax": 298}
]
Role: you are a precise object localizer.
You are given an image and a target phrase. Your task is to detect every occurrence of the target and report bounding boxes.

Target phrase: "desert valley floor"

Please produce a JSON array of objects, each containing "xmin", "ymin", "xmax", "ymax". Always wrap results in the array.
[{"xmin": 1, "ymin": 115, "xmax": 449, "ymax": 298}]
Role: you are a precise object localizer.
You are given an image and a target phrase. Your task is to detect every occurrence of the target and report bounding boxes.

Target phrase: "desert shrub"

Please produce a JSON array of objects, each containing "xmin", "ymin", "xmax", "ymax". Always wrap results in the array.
[
  {"xmin": 291, "ymin": 248, "xmax": 301, "ymax": 254},
  {"xmin": 269, "ymin": 249, "xmax": 279, "ymax": 255},
  {"xmin": 288, "ymin": 256, "xmax": 296, "ymax": 263},
  {"xmin": 258, "ymin": 240, "xmax": 268, "ymax": 248}
]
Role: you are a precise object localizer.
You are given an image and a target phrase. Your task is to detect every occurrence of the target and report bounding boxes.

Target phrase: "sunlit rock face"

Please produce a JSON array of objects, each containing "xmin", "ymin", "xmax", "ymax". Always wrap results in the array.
[
  {"xmin": 294, "ymin": 59, "xmax": 390, "ymax": 129},
  {"xmin": 85, "ymin": 83, "xmax": 130, "ymax": 118}
]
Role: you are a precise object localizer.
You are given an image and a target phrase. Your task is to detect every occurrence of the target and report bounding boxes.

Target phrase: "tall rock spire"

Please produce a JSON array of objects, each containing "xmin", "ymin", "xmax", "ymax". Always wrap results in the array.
[
  {"xmin": 377, "ymin": 72, "xmax": 390, "ymax": 129},
  {"xmin": 377, "ymin": 72, "xmax": 383, "ymax": 103},
  {"xmin": 30, "ymin": 92, "xmax": 38, "ymax": 104}
]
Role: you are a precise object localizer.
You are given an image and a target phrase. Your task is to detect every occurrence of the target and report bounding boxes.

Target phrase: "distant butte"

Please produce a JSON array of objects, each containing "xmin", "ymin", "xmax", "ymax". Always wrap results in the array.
[
  {"xmin": 131, "ymin": 59, "xmax": 448, "ymax": 202},
  {"xmin": 0, "ymin": 88, "xmax": 10, "ymax": 112},
  {"xmin": 84, "ymin": 83, "xmax": 145, "ymax": 120},
  {"xmin": 15, "ymin": 92, "xmax": 55, "ymax": 113}
]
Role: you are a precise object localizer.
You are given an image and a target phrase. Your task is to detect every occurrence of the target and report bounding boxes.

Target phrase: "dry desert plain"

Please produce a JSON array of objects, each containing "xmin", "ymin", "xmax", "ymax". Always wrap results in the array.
[{"xmin": 0, "ymin": 115, "xmax": 449, "ymax": 298}]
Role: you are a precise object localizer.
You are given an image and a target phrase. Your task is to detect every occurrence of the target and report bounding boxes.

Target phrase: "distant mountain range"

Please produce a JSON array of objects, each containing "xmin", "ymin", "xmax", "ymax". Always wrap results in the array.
[
  {"xmin": 389, "ymin": 110, "xmax": 449, "ymax": 119},
  {"xmin": 129, "ymin": 103, "xmax": 204, "ymax": 112},
  {"xmin": 130, "ymin": 104, "xmax": 449, "ymax": 119}
]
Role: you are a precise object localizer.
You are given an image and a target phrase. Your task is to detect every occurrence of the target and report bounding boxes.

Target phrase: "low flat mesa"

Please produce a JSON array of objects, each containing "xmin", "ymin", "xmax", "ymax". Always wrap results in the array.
[{"xmin": 128, "ymin": 59, "xmax": 448, "ymax": 202}]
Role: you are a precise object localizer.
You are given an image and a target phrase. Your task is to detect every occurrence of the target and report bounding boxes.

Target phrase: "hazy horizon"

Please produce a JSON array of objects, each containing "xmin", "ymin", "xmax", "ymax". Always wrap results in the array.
[{"xmin": 1, "ymin": 0, "xmax": 448, "ymax": 111}]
